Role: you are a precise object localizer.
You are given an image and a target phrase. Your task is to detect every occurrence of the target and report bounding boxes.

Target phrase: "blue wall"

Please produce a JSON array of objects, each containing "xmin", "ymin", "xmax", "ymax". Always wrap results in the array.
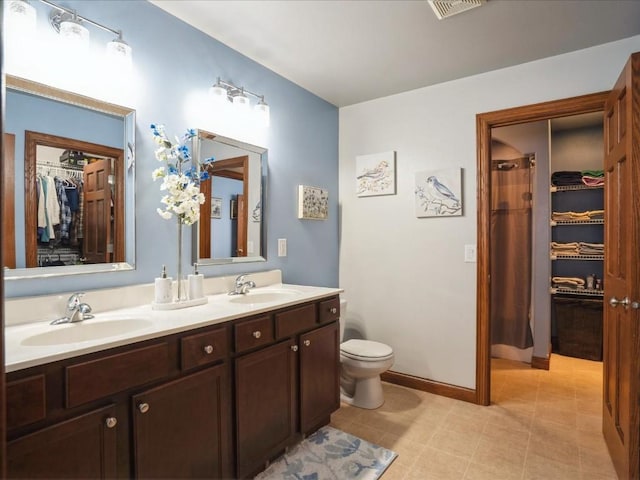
[{"xmin": 4, "ymin": 0, "xmax": 339, "ymax": 297}]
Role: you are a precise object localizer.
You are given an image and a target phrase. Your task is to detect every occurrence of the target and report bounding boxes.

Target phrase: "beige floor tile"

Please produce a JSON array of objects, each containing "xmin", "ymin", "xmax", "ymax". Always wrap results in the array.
[
  {"xmin": 381, "ymin": 461, "xmax": 409, "ymax": 480},
  {"xmin": 524, "ymin": 452, "xmax": 582, "ymax": 480},
  {"xmin": 463, "ymin": 460, "xmax": 524, "ymax": 480},
  {"xmin": 427, "ymin": 428, "xmax": 482, "ymax": 459},
  {"xmin": 408, "ymin": 446, "xmax": 469, "ymax": 480},
  {"xmin": 579, "ymin": 446, "xmax": 618, "ymax": 478}
]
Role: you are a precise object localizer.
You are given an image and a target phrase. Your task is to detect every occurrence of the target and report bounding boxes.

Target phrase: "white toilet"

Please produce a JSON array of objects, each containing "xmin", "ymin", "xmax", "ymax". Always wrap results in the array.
[{"xmin": 339, "ymin": 300, "xmax": 394, "ymax": 409}]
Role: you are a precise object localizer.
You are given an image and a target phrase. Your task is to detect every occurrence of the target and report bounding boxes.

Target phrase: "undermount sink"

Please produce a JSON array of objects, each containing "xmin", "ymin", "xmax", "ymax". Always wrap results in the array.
[
  {"xmin": 228, "ymin": 289, "xmax": 302, "ymax": 305},
  {"xmin": 21, "ymin": 318, "xmax": 153, "ymax": 346}
]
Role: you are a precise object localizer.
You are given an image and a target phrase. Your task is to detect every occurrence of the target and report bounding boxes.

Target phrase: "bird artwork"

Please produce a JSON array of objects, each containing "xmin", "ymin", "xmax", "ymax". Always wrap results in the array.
[
  {"xmin": 356, "ymin": 159, "xmax": 395, "ymax": 196},
  {"xmin": 415, "ymin": 169, "xmax": 462, "ymax": 216}
]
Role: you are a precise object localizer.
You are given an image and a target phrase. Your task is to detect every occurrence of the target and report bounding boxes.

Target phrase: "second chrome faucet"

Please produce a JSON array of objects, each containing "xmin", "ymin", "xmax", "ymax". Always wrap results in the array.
[{"xmin": 229, "ymin": 275, "xmax": 256, "ymax": 295}]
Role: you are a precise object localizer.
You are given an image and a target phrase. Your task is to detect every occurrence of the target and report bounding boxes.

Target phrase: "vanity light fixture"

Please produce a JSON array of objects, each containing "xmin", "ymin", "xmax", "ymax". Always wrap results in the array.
[
  {"xmin": 209, "ymin": 77, "xmax": 270, "ymax": 127},
  {"xmin": 41, "ymin": 0, "xmax": 133, "ymax": 63}
]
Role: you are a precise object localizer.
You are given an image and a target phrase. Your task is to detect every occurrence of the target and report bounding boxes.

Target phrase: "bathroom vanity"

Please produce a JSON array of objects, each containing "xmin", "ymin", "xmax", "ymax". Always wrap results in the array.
[{"xmin": 4, "ymin": 283, "xmax": 341, "ymax": 479}]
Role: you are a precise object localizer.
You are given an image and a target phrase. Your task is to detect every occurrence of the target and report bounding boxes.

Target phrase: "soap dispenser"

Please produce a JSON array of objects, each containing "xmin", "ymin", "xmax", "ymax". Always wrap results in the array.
[
  {"xmin": 154, "ymin": 265, "xmax": 173, "ymax": 304},
  {"xmin": 188, "ymin": 263, "xmax": 204, "ymax": 300}
]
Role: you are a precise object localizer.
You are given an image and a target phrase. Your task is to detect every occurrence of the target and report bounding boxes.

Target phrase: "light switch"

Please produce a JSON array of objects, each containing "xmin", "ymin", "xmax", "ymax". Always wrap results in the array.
[
  {"xmin": 464, "ymin": 244, "xmax": 477, "ymax": 263},
  {"xmin": 278, "ymin": 238, "xmax": 287, "ymax": 257}
]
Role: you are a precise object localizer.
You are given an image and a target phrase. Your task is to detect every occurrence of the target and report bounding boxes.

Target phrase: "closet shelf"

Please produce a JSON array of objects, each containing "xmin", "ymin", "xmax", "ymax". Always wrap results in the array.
[
  {"xmin": 550, "ymin": 219, "xmax": 604, "ymax": 226},
  {"xmin": 551, "ymin": 254, "xmax": 604, "ymax": 261},
  {"xmin": 550, "ymin": 184, "xmax": 604, "ymax": 193},
  {"xmin": 550, "ymin": 287, "xmax": 604, "ymax": 298}
]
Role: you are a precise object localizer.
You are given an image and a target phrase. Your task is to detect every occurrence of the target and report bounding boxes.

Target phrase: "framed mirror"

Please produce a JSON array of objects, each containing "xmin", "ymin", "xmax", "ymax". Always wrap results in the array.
[
  {"xmin": 191, "ymin": 130, "xmax": 267, "ymax": 265},
  {"xmin": 4, "ymin": 75, "xmax": 136, "ymax": 279}
]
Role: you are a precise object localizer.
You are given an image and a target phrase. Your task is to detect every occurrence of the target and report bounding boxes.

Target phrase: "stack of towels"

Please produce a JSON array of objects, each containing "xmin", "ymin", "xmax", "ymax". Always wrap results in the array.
[
  {"xmin": 552, "ymin": 276, "xmax": 586, "ymax": 290},
  {"xmin": 552, "ymin": 210, "xmax": 604, "ymax": 221},
  {"xmin": 551, "ymin": 170, "xmax": 604, "ymax": 187},
  {"xmin": 550, "ymin": 242, "xmax": 604, "ymax": 256}
]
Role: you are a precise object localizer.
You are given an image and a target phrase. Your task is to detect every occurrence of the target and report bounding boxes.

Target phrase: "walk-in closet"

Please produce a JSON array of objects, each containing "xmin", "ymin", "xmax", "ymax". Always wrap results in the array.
[{"xmin": 490, "ymin": 111, "xmax": 604, "ymax": 366}]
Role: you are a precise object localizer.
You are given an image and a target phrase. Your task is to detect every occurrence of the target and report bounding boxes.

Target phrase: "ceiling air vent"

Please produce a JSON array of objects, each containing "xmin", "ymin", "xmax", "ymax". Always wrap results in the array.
[{"xmin": 428, "ymin": 0, "xmax": 486, "ymax": 20}]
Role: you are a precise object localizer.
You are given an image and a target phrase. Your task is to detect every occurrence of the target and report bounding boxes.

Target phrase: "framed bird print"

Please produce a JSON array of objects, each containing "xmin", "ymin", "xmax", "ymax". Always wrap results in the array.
[
  {"xmin": 356, "ymin": 151, "xmax": 396, "ymax": 197},
  {"xmin": 414, "ymin": 167, "xmax": 463, "ymax": 217}
]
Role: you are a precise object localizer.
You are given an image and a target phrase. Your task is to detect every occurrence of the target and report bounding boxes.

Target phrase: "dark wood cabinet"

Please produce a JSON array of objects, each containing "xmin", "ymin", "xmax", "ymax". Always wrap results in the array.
[
  {"xmin": 133, "ymin": 364, "xmax": 232, "ymax": 479},
  {"xmin": 5, "ymin": 294, "xmax": 341, "ymax": 480},
  {"xmin": 235, "ymin": 339, "xmax": 297, "ymax": 479},
  {"xmin": 7, "ymin": 404, "xmax": 118, "ymax": 479},
  {"xmin": 299, "ymin": 322, "xmax": 340, "ymax": 434},
  {"xmin": 236, "ymin": 304, "xmax": 341, "ymax": 479}
]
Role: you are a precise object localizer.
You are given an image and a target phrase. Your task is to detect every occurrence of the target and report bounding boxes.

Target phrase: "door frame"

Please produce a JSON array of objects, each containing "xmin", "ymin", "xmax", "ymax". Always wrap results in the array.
[{"xmin": 475, "ymin": 91, "xmax": 610, "ymax": 406}]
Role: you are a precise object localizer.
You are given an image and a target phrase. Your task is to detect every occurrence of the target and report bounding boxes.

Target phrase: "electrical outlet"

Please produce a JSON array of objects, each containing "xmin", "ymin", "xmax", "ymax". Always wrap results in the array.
[
  {"xmin": 464, "ymin": 244, "xmax": 477, "ymax": 263},
  {"xmin": 278, "ymin": 238, "xmax": 287, "ymax": 257}
]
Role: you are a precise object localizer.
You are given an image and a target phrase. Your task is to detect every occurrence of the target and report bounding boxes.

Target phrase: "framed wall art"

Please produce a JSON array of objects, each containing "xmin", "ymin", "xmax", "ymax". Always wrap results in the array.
[
  {"xmin": 211, "ymin": 197, "xmax": 222, "ymax": 219},
  {"xmin": 414, "ymin": 167, "xmax": 462, "ymax": 217},
  {"xmin": 297, "ymin": 185, "xmax": 328, "ymax": 220},
  {"xmin": 356, "ymin": 151, "xmax": 396, "ymax": 197}
]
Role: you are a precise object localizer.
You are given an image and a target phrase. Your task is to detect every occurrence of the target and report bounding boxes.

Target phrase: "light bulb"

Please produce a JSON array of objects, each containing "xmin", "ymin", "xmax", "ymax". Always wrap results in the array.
[
  {"xmin": 59, "ymin": 16, "xmax": 90, "ymax": 52},
  {"xmin": 106, "ymin": 37, "xmax": 132, "ymax": 69},
  {"xmin": 254, "ymin": 99, "xmax": 270, "ymax": 127},
  {"xmin": 6, "ymin": 0, "xmax": 37, "ymax": 36},
  {"xmin": 209, "ymin": 83, "xmax": 228, "ymax": 102},
  {"xmin": 233, "ymin": 92, "xmax": 250, "ymax": 110}
]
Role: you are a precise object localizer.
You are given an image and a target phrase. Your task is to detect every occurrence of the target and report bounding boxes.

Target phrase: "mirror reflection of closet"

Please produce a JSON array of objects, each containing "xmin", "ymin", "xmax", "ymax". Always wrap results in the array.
[{"xmin": 25, "ymin": 131, "xmax": 124, "ymax": 268}]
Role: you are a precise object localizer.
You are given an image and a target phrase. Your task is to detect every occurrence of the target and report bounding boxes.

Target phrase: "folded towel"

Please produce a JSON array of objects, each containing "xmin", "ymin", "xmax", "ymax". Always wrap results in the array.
[
  {"xmin": 551, "ymin": 171, "xmax": 583, "ymax": 186},
  {"xmin": 552, "ymin": 276, "xmax": 586, "ymax": 288},
  {"xmin": 582, "ymin": 176, "xmax": 605, "ymax": 187},
  {"xmin": 581, "ymin": 169, "xmax": 604, "ymax": 177}
]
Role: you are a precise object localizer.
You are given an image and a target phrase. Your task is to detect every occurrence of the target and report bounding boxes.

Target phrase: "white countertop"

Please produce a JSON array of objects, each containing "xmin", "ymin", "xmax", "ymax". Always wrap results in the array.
[{"xmin": 5, "ymin": 283, "xmax": 342, "ymax": 373}]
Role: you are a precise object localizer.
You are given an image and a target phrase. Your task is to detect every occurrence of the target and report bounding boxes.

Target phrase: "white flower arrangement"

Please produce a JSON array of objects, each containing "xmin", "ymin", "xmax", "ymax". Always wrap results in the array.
[{"xmin": 150, "ymin": 124, "xmax": 213, "ymax": 225}]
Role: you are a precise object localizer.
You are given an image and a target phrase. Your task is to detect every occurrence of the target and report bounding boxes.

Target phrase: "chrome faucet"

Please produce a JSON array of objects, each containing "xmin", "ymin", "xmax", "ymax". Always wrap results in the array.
[
  {"xmin": 229, "ymin": 275, "xmax": 256, "ymax": 295},
  {"xmin": 51, "ymin": 292, "xmax": 94, "ymax": 325}
]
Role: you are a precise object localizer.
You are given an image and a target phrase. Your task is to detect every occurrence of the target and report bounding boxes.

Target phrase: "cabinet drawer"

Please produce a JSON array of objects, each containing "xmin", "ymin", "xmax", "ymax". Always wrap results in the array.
[
  {"xmin": 6, "ymin": 374, "xmax": 46, "ymax": 430},
  {"xmin": 66, "ymin": 343, "xmax": 170, "ymax": 408},
  {"xmin": 318, "ymin": 296, "xmax": 340, "ymax": 324},
  {"xmin": 234, "ymin": 316, "xmax": 273, "ymax": 353},
  {"xmin": 181, "ymin": 327, "xmax": 229, "ymax": 370},
  {"xmin": 275, "ymin": 304, "xmax": 317, "ymax": 339}
]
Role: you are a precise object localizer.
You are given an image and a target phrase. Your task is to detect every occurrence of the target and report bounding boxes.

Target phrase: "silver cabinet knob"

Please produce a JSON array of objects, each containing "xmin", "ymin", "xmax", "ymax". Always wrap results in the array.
[
  {"xmin": 610, "ymin": 296, "xmax": 630, "ymax": 308},
  {"xmin": 105, "ymin": 417, "xmax": 117, "ymax": 428},
  {"xmin": 291, "ymin": 345, "xmax": 298, "ymax": 352},
  {"xmin": 138, "ymin": 403, "xmax": 150, "ymax": 414},
  {"xmin": 252, "ymin": 331, "xmax": 262, "ymax": 339},
  {"xmin": 204, "ymin": 345, "xmax": 214, "ymax": 354},
  {"xmin": 330, "ymin": 307, "xmax": 337, "ymax": 314},
  {"xmin": 303, "ymin": 339, "xmax": 311, "ymax": 347}
]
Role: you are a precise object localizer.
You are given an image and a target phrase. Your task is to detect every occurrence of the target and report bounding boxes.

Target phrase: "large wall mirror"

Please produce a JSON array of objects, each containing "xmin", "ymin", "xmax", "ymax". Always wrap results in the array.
[
  {"xmin": 3, "ymin": 75, "xmax": 136, "ymax": 279},
  {"xmin": 191, "ymin": 130, "xmax": 266, "ymax": 265}
]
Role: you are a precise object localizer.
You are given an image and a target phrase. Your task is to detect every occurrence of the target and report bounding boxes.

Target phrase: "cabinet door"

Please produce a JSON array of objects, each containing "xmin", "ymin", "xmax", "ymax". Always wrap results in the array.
[
  {"xmin": 132, "ymin": 364, "xmax": 232, "ymax": 479},
  {"xmin": 235, "ymin": 340, "xmax": 296, "ymax": 479},
  {"xmin": 7, "ymin": 404, "xmax": 118, "ymax": 479},
  {"xmin": 299, "ymin": 322, "xmax": 340, "ymax": 434}
]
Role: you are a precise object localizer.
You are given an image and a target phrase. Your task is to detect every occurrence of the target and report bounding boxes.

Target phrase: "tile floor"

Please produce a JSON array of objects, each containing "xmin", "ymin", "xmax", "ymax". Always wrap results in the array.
[{"xmin": 329, "ymin": 354, "xmax": 617, "ymax": 479}]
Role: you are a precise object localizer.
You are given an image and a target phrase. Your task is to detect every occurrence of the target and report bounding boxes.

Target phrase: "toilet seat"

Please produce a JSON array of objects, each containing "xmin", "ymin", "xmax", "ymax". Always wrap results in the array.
[{"xmin": 341, "ymin": 339, "xmax": 393, "ymax": 361}]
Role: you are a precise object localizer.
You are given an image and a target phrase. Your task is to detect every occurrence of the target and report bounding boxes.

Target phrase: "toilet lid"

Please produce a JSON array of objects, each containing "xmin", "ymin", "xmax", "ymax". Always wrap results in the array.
[{"xmin": 341, "ymin": 339, "xmax": 393, "ymax": 359}]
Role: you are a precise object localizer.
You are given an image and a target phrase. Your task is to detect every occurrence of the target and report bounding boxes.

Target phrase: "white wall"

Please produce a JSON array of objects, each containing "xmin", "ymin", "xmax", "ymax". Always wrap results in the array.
[{"xmin": 339, "ymin": 36, "xmax": 640, "ymax": 389}]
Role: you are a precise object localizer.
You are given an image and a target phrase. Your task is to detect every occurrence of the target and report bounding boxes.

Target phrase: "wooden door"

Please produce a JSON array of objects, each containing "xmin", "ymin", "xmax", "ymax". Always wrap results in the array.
[
  {"xmin": 236, "ymin": 193, "xmax": 247, "ymax": 256},
  {"xmin": 83, "ymin": 159, "xmax": 111, "ymax": 264},
  {"xmin": 235, "ymin": 340, "xmax": 296, "ymax": 479},
  {"xmin": 132, "ymin": 365, "xmax": 232, "ymax": 479},
  {"xmin": 6, "ymin": 405, "xmax": 118, "ymax": 478},
  {"xmin": 199, "ymin": 177, "xmax": 212, "ymax": 258},
  {"xmin": 2, "ymin": 133, "xmax": 16, "ymax": 268},
  {"xmin": 602, "ymin": 52, "xmax": 640, "ymax": 479},
  {"xmin": 299, "ymin": 322, "xmax": 340, "ymax": 434}
]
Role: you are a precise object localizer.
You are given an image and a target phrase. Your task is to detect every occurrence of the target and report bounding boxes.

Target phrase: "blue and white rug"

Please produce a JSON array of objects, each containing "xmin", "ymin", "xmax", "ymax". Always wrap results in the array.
[{"xmin": 255, "ymin": 426, "xmax": 397, "ymax": 480}]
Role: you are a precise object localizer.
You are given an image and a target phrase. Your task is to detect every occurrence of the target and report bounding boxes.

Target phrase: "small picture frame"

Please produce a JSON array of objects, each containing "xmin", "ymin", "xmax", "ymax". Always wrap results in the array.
[
  {"xmin": 211, "ymin": 197, "xmax": 222, "ymax": 219},
  {"xmin": 298, "ymin": 185, "xmax": 328, "ymax": 220},
  {"xmin": 414, "ymin": 167, "xmax": 463, "ymax": 217},
  {"xmin": 356, "ymin": 151, "xmax": 396, "ymax": 197},
  {"xmin": 230, "ymin": 199, "xmax": 238, "ymax": 219}
]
